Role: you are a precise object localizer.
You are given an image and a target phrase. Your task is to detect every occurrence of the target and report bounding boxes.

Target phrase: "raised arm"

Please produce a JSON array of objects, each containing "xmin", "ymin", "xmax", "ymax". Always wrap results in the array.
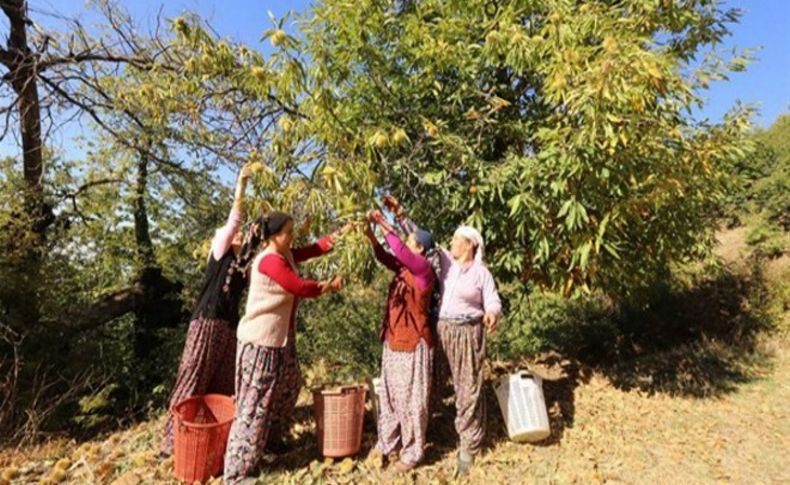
[
  {"xmin": 384, "ymin": 195, "xmax": 450, "ymax": 272},
  {"xmin": 259, "ymin": 254, "xmax": 341, "ymax": 298},
  {"xmin": 365, "ymin": 223, "xmax": 401, "ymax": 273},
  {"xmin": 395, "ymin": 212, "xmax": 418, "ymax": 234},
  {"xmin": 291, "ymin": 235, "xmax": 335, "ymax": 264},
  {"xmin": 383, "ymin": 195, "xmax": 419, "ymax": 234},
  {"xmin": 291, "ymin": 223, "xmax": 354, "ymax": 263},
  {"xmin": 383, "ymin": 232, "xmax": 432, "ymax": 290},
  {"xmin": 393, "ymin": 208, "xmax": 448, "ymax": 281},
  {"xmin": 211, "ymin": 165, "xmax": 252, "ymax": 260}
]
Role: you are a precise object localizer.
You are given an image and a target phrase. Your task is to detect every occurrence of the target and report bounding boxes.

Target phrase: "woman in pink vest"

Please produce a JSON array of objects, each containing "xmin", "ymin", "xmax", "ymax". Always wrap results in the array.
[
  {"xmin": 364, "ymin": 209, "xmax": 435, "ymax": 472},
  {"xmin": 383, "ymin": 196, "xmax": 502, "ymax": 477},
  {"xmin": 224, "ymin": 213, "xmax": 346, "ymax": 484},
  {"xmin": 161, "ymin": 164, "xmax": 258, "ymax": 456}
]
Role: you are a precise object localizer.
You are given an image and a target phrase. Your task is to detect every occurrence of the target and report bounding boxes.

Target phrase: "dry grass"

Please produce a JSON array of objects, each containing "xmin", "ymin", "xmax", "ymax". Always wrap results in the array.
[
  {"xmin": 2, "ymin": 227, "xmax": 788, "ymax": 484},
  {"xmin": 1, "ymin": 334, "xmax": 787, "ymax": 485},
  {"xmin": 715, "ymin": 226, "xmax": 750, "ymax": 266}
]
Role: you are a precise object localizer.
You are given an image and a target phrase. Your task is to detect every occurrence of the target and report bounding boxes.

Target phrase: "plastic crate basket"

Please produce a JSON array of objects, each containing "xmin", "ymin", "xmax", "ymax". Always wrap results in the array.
[
  {"xmin": 172, "ymin": 394, "xmax": 235, "ymax": 483},
  {"xmin": 313, "ymin": 385, "xmax": 367, "ymax": 458}
]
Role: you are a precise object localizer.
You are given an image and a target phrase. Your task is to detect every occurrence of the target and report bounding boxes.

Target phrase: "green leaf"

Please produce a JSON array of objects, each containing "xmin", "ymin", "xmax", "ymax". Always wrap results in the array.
[{"xmin": 579, "ymin": 240, "xmax": 592, "ymax": 269}]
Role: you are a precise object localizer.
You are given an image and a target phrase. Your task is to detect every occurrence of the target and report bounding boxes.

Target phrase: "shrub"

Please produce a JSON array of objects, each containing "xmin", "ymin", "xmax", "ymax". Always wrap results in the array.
[
  {"xmin": 489, "ymin": 289, "xmax": 618, "ymax": 362},
  {"xmin": 298, "ymin": 277, "xmax": 388, "ymax": 383}
]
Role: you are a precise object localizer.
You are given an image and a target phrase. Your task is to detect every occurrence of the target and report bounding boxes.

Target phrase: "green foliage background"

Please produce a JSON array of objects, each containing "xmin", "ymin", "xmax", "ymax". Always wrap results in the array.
[{"xmin": 1, "ymin": 0, "xmax": 786, "ymax": 443}]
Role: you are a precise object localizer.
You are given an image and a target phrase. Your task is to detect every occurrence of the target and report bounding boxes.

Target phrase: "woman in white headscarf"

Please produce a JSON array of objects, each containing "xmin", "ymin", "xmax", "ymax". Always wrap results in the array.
[{"xmin": 382, "ymin": 196, "xmax": 501, "ymax": 477}]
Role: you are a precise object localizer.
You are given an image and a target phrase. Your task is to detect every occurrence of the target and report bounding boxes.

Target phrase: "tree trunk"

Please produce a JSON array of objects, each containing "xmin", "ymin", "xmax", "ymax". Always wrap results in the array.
[
  {"xmin": 2, "ymin": 0, "xmax": 43, "ymax": 189},
  {"xmin": 133, "ymin": 152, "xmax": 156, "ymax": 267},
  {"xmin": 130, "ymin": 150, "xmax": 184, "ymax": 384},
  {"xmin": 131, "ymin": 149, "xmax": 159, "ymax": 363},
  {"xmin": 1, "ymin": 0, "xmax": 51, "ymax": 328}
]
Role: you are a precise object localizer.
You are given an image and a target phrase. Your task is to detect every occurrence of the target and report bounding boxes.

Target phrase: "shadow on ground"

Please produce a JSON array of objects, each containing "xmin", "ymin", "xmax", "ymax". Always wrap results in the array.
[
  {"xmin": 481, "ymin": 258, "xmax": 779, "ymax": 450},
  {"xmin": 600, "ymin": 260, "xmax": 775, "ymax": 397},
  {"xmin": 268, "ymin": 259, "xmax": 781, "ymax": 470}
]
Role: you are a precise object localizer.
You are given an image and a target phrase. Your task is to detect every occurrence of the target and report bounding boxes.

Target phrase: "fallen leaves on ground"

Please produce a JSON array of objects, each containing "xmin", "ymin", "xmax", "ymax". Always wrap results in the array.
[{"xmin": 1, "ymin": 335, "xmax": 788, "ymax": 484}]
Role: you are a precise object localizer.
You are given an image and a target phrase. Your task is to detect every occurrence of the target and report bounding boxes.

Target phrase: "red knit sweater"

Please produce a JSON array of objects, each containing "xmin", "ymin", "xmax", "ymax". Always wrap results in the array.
[{"xmin": 372, "ymin": 235, "xmax": 434, "ymax": 352}]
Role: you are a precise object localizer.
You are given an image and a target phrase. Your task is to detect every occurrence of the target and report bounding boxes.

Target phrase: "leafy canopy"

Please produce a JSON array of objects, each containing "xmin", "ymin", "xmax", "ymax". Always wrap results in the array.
[{"xmin": 145, "ymin": 0, "xmax": 753, "ymax": 299}]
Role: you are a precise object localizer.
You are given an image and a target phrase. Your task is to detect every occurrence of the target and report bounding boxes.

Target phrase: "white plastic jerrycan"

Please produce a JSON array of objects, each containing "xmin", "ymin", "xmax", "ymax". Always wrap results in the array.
[{"xmin": 493, "ymin": 370, "xmax": 551, "ymax": 442}]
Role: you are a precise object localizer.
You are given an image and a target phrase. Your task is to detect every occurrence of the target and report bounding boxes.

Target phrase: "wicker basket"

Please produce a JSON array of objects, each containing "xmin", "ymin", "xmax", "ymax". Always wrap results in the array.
[
  {"xmin": 313, "ymin": 385, "xmax": 367, "ymax": 457},
  {"xmin": 172, "ymin": 394, "xmax": 235, "ymax": 482}
]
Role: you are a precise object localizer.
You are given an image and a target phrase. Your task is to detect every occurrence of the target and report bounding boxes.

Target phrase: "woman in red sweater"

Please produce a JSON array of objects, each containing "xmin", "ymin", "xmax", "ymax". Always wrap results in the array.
[
  {"xmin": 364, "ymin": 209, "xmax": 435, "ymax": 472},
  {"xmin": 224, "ymin": 213, "xmax": 348, "ymax": 484}
]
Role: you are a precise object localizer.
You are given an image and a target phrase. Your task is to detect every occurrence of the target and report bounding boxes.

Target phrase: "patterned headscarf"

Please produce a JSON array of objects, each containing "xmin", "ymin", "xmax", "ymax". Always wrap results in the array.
[{"xmin": 222, "ymin": 217, "xmax": 263, "ymax": 293}]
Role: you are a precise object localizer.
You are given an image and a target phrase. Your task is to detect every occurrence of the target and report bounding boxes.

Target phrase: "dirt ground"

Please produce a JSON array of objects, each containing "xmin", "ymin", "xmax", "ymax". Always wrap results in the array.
[
  {"xmin": 2, "ymin": 334, "xmax": 786, "ymax": 485},
  {"xmin": 2, "ymin": 228, "xmax": 788, "ymax": 485}
]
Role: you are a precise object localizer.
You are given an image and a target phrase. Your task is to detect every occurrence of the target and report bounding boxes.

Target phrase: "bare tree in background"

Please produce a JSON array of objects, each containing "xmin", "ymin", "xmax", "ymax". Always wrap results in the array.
[{"xmin": 0, "ymin": 1, "xmax": 298, "ymax": 441}]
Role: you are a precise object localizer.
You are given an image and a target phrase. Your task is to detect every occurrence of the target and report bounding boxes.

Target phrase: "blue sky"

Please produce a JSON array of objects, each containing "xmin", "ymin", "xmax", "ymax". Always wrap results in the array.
[
  {"xmin": 1, "ymin": 0, "xmax": 788, "ymax": 160},
  {"xmin": 695, "ymin": 0, "xmax": 790, "ymax": 126}
]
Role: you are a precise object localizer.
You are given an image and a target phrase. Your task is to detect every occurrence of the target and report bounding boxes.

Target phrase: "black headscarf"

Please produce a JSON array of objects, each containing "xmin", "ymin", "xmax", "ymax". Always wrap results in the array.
[
  {"xmin": 220, "ymin": 211, "xmax": 292, "ymax": 294},
  {"xmin": 262, "ymin": 211, "xmax": 292, "ymax": 239}
]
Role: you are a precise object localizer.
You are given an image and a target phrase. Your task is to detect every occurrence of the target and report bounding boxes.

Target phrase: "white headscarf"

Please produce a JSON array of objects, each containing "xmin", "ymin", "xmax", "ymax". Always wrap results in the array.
[{"xmin": 454, "ymin": 225, "xmax": 485, "ymax": 263}]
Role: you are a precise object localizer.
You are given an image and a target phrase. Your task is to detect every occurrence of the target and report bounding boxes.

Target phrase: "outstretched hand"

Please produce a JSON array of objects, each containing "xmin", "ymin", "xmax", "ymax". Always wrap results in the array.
[
  {"xmin": 332, "ymin": 222, "xmax": 356, "ymax": 239},
  {"xmin": 381, "ymin": 195, "xmax": 402, "ymax": 215},
  {"xmin": 320, "ymin": 275, "xmax": 343, "ymax": 294},
  {"xmin": 234, "ymin": 164, "xmax": 254, "ymax": 210},
  {"xmin": 239, "ymin": 163, "xmax": 255, "ymax": 181},
  {"xmin": 367, "ymin": 209, "xmax": 395, "ymax": 234},
  {"xmin": 367, "ymin": 209, "xmax": 384, "ymax": 224}
]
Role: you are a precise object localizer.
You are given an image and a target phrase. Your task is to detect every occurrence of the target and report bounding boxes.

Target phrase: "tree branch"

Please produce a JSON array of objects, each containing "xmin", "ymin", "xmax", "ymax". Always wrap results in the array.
[
  {"xmin": 57, "ymin": 177, "xmax": 124, "ymax": 201},
  {"xmin": 65, "ymin": 285, "xmax": 144, "ymax": 334},
  {"xmin": 37, "ymin": 73, "xmax": 189, "ymax": 174},
  {"xmin": 36, "ymin": 52, "xmax": 153, "ymax": 72},
  {"xmin": 0, "ymin": 48, "xmax": 13, "ymax": 67}
]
